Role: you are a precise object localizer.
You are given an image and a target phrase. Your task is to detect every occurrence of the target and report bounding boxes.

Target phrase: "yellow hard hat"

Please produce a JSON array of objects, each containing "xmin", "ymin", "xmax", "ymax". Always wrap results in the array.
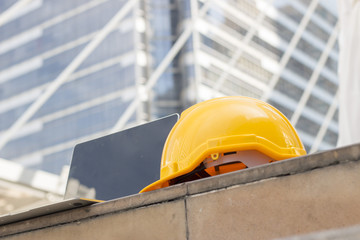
[{"xmin": 140, "ymin": 96, "xmax": 306, "ymax": 193}]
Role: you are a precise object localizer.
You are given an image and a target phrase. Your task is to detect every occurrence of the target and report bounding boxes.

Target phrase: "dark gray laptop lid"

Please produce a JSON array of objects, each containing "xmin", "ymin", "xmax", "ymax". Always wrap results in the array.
[{"xmin": 64, "ymin": 114, "xmax": 179, "ymax": 201}]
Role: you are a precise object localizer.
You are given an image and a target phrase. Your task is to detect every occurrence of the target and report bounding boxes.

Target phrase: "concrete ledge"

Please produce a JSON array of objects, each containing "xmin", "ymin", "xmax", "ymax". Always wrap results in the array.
[
  {"xmin": 1, "ymin": 143, "xmax": 360, "ymax": 239},
  {"xmin": 186, "ymin": 143, "xmax": 360, "ymax": 195},
  {"xmin": 0, "ymin": 183, "xmax": 188, "ymax": 237}
]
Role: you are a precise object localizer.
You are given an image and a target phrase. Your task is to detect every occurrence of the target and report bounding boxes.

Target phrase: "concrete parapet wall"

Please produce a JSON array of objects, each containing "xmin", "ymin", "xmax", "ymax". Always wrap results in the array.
[{"xmin": 1, "ymin": 144, "xmax": 360, "ymax": 240}]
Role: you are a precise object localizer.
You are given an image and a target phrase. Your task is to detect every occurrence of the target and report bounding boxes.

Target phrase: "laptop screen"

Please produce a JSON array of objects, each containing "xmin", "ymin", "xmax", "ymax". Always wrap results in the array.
[{"xmin": 64, "ymin": 114, "xmax": 178, "ymax": 201}]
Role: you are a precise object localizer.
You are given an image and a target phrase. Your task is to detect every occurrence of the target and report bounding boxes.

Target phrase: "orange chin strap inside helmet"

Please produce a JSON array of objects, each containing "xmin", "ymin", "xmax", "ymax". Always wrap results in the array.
[{"xmin": 140, "ymin": 96, "xmax": 307, "ymax": 193}]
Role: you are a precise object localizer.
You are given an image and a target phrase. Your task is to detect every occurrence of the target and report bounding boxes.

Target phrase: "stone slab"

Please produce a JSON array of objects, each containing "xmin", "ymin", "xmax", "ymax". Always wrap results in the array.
[
  {"xmin": 3, "ymin": 199, "xmax": 187, "ymax": 240},
  {"xmin": 0, "ymin": 183, "xmax": 187, "ymax": 237},
  {"xmin": 186, "ymin": 161, "xmax": 360, "ymax": 240},
  {"xmin": 186, "ymin": 143, "xmax": 360, "ymax": 195}
]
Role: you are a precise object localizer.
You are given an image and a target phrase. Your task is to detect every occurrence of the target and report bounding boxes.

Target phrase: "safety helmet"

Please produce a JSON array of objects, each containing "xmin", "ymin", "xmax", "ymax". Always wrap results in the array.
[{"xmin": 140, "ymin": 96, "xmax": 306, "ymax": 193}]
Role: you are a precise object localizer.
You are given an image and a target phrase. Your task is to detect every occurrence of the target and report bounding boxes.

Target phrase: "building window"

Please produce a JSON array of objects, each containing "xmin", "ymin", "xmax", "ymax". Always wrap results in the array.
[
  {"xmin": 334, "ymin": 109, "xmax": 339, "ymax": 122},
  {"xmin": 324, "ymin": 129, "xmax": 338, "ymax": 145},
  {"xmin": 274, "ymin": 77, "xmax": 303, "ymax": 101},
  {"xmin": 325, "ymin": 56, "xmax": 338, "ymax": 73},
  {"xmin": 205, "ymin": 7, "xmax": 249, "ymax": 38},
  {"xmin": 236, "ymin": 53, "xmax": 273, "ymax": 84},
  {"xmin": 315, "ymin": 3, "xmax": 337, "ymax": 26},
  {"xmin": 296, "ymin": 38, "xmax": 322, "ymax": 60},
  {"xmin": 200, "ymin": 34, "xmax": 233, "ymax": 60},
  {"xmin": 231, "ymin": 0, "xmax": 259, "ymax": 19},
  {"xmin": 316, "ymin": 75, "xmax": 337, "ymax": 95},
  {"xmin": 296, "ymin": 116, "xmax": 321, "ymax": 136},
  {"xmin": 279, "ymin": 5, "xmax": 303, "ymax": 24},
  {"xmin": 306, "ymin": 94, "xmax": 330, "ymax": 115},
  {"xmin": 306, "ymin": 20, "xmax": 330, "ymax": 43},
  {"xmin": 286, "ymin": 57, "xmax": 313, "ymax": 80},
  {"xmin": 263, "ymin": 16, "xmax": 294, "ymax": 42},
  {"xmin": 251, "ymin": 35, "xmax": 284, "ymax": 60}
]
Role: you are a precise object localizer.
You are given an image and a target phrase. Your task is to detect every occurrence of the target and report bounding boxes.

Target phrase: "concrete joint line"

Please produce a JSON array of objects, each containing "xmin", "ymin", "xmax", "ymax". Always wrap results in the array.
[{"xmin": 184, "ymin": 197, "xmax": 190, "ymax": 240}]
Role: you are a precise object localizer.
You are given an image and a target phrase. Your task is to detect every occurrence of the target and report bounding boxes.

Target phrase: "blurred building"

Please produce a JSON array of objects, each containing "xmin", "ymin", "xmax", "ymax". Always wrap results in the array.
[
  {"xmin": 0, "ymin": 0, "xmax": 141, "ymax": 176},
  {"xmin": 184, "ymin": 0, "xmax": 339, "ymax": 153},
  {"xmin": 0, "ymin": 0, "xmax": 338, "ymax": 203}
]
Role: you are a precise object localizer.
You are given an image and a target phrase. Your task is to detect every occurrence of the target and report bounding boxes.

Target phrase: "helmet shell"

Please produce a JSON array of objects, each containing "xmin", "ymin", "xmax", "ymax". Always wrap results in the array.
[{"xmin": 141, "ymin": 96, "xmax": 306, "ymax": 192}]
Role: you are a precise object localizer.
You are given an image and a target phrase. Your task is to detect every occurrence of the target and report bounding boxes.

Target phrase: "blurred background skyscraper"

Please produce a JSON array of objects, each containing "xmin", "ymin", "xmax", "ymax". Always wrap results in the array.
[{"xmin": 0, "ymin": 0, "xmax": 338, "ymax": 212}]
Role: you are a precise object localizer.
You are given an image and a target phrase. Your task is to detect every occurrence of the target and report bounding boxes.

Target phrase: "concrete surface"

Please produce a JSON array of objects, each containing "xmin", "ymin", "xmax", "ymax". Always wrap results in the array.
[
  {"xmin": 2, "ymin": 200, "xmax": 187, "ymax": 240},
  {"xmin": 1, "ymin": 143, "xmax": 360, "ymax": 240},
  {"xmin": 186, "ymin": 161, "xmax": 360, "ymax": 239},
  {"xmin": 277, "ymin": 225, "xmax": 360, "ymax": 240}
]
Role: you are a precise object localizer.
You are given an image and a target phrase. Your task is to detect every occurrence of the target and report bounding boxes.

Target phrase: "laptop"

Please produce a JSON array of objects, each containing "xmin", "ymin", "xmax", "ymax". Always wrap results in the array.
[{"xmin": 0, "ymin": 114, "xmax": 178, "ymax": 225}]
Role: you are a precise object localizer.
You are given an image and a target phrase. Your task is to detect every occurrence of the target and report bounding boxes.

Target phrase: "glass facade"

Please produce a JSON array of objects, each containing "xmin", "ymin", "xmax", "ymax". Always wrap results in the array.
[
  {"xmin": 188, "ymin": 0, "xmax": 339, "ymax": 153},
  {"xmin": 0, "ymin": 0, "xmax": 138, "ymax": 174},
  {"xmin": 0, "ymin": 0, "xmax": 339, "ymax": 179}
]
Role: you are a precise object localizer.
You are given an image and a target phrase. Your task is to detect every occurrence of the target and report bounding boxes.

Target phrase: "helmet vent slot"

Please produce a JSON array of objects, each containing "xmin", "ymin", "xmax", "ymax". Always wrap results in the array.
[{"xmin": 224, "ymin": 151, "xmax": 236, "ymax": 156}]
